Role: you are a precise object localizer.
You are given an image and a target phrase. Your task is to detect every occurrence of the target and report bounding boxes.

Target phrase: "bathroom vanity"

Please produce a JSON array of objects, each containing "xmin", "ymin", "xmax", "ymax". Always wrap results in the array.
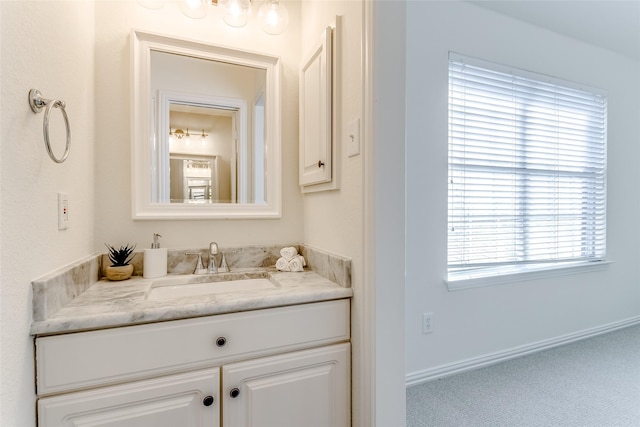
[{"xmin": 31, "ymin": 245, "xmax": 352, "ymax": 427}]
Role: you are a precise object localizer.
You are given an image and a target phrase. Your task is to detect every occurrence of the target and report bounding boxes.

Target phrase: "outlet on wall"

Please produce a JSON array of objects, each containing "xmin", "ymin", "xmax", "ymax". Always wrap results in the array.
[
  {"xmin": 58, "ymin": 192, "xmax": 69, "ymax": 230},
  {"xmin": 422, "ymin": 312, "xmax": 434, "ymax": 334}
]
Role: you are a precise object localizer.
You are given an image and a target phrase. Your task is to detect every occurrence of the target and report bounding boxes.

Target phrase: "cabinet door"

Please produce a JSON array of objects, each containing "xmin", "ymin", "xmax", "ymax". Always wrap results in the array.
[
  {"xmin": 222, "ymin": 343, "xmax": 350, "ymax": 427},
  {"xmin": 38, "ymin": 368, "xmax": 219, "ymax": 427},
  {"xmin": 299, "ymin": 25, "xmax": 333, "ymax": 187}
]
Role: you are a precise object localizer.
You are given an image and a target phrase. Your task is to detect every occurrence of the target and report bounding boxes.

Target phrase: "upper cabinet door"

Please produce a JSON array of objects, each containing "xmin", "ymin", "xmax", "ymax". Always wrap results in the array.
[{"xmin": 299, "ymin": 26, "xmax": 333, "ymax": 187}]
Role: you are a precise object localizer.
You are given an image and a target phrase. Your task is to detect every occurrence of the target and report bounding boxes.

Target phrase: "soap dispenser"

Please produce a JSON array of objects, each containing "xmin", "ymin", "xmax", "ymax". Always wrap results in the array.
[{"xmin": 143, "ymin": 233, "xmax": 167, "ymax": 279}]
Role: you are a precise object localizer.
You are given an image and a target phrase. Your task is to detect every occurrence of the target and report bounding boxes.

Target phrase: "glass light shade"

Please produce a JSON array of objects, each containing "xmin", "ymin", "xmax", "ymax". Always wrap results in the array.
[
  {"xmin": 221, "ymin": 0, "xmax": 251, "ymax": 27},
  {"xmin": 257, "ymin": 0, "xmax": 289, "ymax": 35},
  {"xmin": 180, "ymin": 0, "xmax": 209, "ymax": 19}
]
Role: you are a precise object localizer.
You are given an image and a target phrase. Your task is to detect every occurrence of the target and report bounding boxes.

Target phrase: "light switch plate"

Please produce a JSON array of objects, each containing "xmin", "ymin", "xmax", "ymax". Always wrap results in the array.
[{"xmin": 346, "ymin": 118, "xmax": 360, "ymax": 157}]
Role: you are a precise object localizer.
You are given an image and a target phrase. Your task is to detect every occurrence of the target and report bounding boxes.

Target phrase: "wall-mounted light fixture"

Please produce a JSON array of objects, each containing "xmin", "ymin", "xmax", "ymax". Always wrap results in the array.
[
  {"xmin": 170, "ymin": 128, "xmax": 191, "ymax": 139},
  {"xmin": 220, "ymin": 0, "xmax": 252, "ymax": 27},
  {"xmin": 138, "ymin": 0, "xmax": 288, "ymax": 35},
  {"xmin": 170, "ymin": 128, "xmax": 208, "ymax": 145},
  {"xmin": 257, "ymin": 0, "xmax": 288, "ymax": 35},
  {"xmin": 180, "ymin": 0, "xmax": 209, "ymax": 19},
  {"xmin": 198, "ymin": 129, "xmax": 209, "ymax": 144}
]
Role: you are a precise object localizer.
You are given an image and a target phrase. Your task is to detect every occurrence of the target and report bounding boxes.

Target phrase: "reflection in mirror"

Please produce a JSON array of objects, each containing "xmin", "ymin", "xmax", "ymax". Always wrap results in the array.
[
  {"xmin": 169, "ymin": 105, "xmax": 227, "ymax": 203},
  {"xmin": 166, "ymin": 103, "xmax": 242, "ymax": 204},
  {"xmin": 131, "ymin": 30, "xmax": 281, "ymax": 219},
  {"xmin": 153, "ymin": 51, "xmax": 267, "ymax": 205},
  {"xmin": 169, "ymin": 154, "xmax": 218, "ymax": 203}
]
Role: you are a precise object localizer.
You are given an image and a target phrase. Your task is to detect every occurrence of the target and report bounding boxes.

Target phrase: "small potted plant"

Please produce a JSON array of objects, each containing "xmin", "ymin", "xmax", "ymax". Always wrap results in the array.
[{"xmin": 104, "ymin": 243, "xmax": 136, "ymax": 281}]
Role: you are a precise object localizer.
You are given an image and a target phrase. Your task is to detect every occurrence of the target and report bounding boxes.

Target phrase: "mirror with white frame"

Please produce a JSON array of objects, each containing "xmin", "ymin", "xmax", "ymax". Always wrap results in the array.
[{"xmin": 131, "ymin": 30, "xmax": 281, "ymax": 219}]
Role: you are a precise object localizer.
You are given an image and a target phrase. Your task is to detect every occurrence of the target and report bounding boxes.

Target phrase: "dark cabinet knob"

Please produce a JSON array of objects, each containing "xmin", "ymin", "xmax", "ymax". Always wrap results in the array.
[
  {"xmin": 318, "ymin": 160, "xmax": 325, "ymax": 168},
  {"xmin": 216, "ymin": 337, "xmax": 227, "ymax": 347},
  {"xmin": 229, "ymin": 387, "xmax": 240, "ymax": 398},
  {"xmin": 203, "ymin": 395, "xmax": 215, "ymax": 407}
]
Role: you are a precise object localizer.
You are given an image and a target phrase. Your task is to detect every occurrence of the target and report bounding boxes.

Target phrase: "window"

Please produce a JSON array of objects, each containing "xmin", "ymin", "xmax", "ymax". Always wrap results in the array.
[{"xmin": 447, "ymin": 52, "xmax": 607, "ymax": 286}]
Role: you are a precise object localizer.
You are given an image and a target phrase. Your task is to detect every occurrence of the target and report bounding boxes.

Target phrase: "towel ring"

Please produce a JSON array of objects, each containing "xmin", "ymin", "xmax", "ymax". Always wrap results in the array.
[{"xmin": 29, "ymin": 89, "xmax": 71, "ymax": 164}]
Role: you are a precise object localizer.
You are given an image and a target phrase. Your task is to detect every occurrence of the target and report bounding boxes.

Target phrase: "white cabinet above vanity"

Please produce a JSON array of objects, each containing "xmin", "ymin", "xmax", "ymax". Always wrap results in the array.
[
  {"xmin": 299, "ymin": 25, "xmax": 333, "ymax": 188},
  {"xmin": 299, "ymin": 17, "xmax": 342, "ymax": 194},
  {"xmin": 31, "ymin": 244, "xmax": 353, "ymax": 427}
]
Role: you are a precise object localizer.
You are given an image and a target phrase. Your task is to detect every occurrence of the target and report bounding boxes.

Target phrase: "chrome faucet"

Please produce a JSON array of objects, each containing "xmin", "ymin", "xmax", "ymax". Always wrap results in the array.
[
  {"xmin": 208, "ymin": 242, "xmax": 219, "ymax": 274},
  {"xmin": 185, "ymin": 252, "xmax": 207, "ymax": 275}
]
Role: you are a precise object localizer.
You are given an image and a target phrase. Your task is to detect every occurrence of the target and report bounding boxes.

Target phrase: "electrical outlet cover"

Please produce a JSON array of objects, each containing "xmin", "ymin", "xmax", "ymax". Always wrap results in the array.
[
  {"xmin": 58, "ymin": 192, "xmax": 69, "ymax": 230},
  {"xmin": 422, "ymin": 312, "xmax": 433, "ymax": 334}
]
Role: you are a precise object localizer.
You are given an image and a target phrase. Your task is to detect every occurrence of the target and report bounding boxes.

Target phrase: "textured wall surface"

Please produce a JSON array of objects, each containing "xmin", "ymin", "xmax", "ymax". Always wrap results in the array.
[{"xmin": 1, "ymin": 2, "xmax": 96, "ymax": 425}]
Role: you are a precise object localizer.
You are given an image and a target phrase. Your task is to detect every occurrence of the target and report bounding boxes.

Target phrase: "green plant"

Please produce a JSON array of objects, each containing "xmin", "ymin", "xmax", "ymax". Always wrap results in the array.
[{"xmin": 105, "ymin": 243, "xmax": 136, "ymax": 267}]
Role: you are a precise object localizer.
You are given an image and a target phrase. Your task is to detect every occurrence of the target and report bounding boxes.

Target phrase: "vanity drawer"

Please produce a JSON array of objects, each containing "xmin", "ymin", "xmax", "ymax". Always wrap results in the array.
[{"xmin": 36, "ymin": 299, "xmax": 349, "ymax": 396}]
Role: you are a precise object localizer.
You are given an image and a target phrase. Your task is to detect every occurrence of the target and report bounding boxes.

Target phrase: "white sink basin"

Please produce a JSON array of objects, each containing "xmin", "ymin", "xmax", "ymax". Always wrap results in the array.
[{"xmin": 146, "ymin": 277, "xmax": 276, "ymax": 301}]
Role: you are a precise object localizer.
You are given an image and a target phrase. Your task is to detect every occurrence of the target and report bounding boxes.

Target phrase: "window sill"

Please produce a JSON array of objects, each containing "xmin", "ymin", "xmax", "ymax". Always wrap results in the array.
[{"xmin": 445, "ymin": 260, "xmax": 613, "ymax": 292}]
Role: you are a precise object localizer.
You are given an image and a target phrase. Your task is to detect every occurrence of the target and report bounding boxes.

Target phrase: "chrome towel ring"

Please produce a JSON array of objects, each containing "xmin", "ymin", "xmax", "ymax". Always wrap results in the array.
[{"xmin": 29, "ymin": 89, "xmax": 71, "ymax": 164}]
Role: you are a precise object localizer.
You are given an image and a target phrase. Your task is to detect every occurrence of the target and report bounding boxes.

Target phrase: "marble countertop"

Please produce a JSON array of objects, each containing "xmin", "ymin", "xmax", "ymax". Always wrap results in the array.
[{"xmin": 31, "ymin": 268, "xmax": 353, "ymax": 336}]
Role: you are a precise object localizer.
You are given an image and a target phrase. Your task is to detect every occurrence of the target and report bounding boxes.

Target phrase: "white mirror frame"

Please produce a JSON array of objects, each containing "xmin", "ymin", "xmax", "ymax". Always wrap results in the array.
[{"xmin": 131, "ymin": 30, "xmax": 282, "ymax": 219}]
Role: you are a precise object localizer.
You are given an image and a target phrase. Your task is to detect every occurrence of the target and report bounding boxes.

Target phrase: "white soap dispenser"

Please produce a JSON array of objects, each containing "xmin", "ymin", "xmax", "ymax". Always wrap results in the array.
[{"xmin": 143, "ymin": 233, "xmax": 167, "ymax": 279}]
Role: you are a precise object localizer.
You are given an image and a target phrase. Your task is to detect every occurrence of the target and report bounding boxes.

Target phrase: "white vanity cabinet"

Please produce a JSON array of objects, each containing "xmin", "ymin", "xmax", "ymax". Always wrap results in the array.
[
  {"xmin": 223, "ymin": 344, "xmax": 349, "ymax": 427},
  {"xmin": 35, "ymin": 300, "xmax": 350, "ymax": 427},
  {"xmin": 37, "ymin": 368, "xmax": 221, "ymax": 427}
]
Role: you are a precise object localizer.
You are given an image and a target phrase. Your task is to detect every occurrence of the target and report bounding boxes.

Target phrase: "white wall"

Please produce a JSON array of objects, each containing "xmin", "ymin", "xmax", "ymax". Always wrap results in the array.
[
  {"xmin": 94, "ymin": 1, "xmax": 304, "ymax": 250},
  {"xmin": 0, "ymin": 1, "xmax": 96, "ymax": 425},
  {"xmin": 366, "ymin": 1, "xmax": 407, "ymax": 425},
  {"xmin": 405, "ymin": 1, "xmax": 640, "ymax": 381},
  {"xmin": 299, "ymin": 1, "xmax": 363, "ymax": 259},
  {"xmin": 298, "ymin": 1, "xmax": 367, "ymax": 424}
]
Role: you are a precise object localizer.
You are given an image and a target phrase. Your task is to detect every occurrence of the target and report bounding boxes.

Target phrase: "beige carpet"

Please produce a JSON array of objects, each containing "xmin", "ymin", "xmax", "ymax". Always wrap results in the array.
[{"xmin": 407, "ymin": 324, "xmax": 640, "ymax": 427}]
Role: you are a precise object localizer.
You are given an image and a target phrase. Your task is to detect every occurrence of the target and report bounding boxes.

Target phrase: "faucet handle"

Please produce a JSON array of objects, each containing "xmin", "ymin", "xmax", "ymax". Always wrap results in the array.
[
  {"xmin": 186, "ymin": 252, "xmax": 207, "ymax": 274},
  {"xmin": 209, "ymin": 242, "xmax": 219, "ymax": 255},
  {"xmin": 219, "ymin": 253, "xmax": 229, "ymax": 273},
  {"xmin": 208, "ymin": 242, "xmax": 219, "ymax": 274}
]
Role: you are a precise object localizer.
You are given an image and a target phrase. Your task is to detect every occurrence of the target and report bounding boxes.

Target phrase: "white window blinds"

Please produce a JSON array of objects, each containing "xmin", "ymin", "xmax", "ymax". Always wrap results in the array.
[{"xmin": 448, "ymin": 53, "xmax": 607, "ymax": 280}]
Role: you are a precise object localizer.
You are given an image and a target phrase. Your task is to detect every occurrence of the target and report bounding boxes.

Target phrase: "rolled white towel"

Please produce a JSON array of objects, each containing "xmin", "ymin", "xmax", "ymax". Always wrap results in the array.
[
  {"xmin": 288, "ymin": 256, "xmax": 305, "ymax": 272},
  {"xmin": 275, "ymin": 257, "xmax": 289, "ymax": 271},
  {"xmin": 280, "ymin": 246, "xmax": 298, "ymax": 261}
]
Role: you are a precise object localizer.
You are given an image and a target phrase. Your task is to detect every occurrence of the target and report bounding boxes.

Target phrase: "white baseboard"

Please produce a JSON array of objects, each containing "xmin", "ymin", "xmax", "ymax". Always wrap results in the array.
[{"xmin": 406, "ymin": 315, "xmax": 640, "ymax": 388}]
